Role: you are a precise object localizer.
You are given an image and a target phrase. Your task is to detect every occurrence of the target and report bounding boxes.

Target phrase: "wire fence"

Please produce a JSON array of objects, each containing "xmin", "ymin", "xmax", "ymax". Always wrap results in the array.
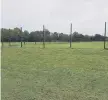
[{"xmin": 1, "ymin": 22, "xmax": 108, "ymax": 49}]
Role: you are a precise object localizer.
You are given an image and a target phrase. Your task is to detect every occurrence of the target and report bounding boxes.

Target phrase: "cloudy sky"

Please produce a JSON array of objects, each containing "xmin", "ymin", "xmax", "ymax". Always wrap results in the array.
[{"xmin": 2, "ymin": 0, "xmax": 108, "ymax": 35}]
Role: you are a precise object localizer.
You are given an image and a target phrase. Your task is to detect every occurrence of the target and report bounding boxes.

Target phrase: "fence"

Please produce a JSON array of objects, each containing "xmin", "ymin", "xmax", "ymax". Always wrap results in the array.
[{"xmin": 1, "ymin": 22, "xmax": 108, "ymax": 49}]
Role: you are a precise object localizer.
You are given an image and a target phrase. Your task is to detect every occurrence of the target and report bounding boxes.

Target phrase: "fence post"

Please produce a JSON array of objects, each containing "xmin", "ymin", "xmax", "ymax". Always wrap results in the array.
[
  {"xmin": 104, "ymin": 22, "xmax": 106, "ymax": 49},
  {"xmin": 20, "ymin": 27, "xmax": 23, "ymax": 47},
  {"xmin": 43, "ymin": 25, "xmax": 45, "ymax": 48},
  {"xmin": 70, "ymin": 23, "xmax": 72, "ymax": 48},
  {"xmin": 8, "ymin": 29, "xmax": 11, "ymax": 46},
  {"xmin": 1, "ymin": 29, "xmax": 4, "ymax": 47}
]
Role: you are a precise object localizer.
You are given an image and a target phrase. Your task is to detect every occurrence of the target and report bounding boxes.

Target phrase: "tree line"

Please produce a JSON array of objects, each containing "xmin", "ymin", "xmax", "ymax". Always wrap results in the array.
[{"xmin": 1, "ymin": 27, "xmax": 105, "ymax": 42}]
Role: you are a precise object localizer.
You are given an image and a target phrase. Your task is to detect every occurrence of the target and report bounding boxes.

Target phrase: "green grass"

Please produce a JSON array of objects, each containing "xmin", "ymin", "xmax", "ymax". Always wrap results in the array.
[
  {"xmin": 1, "ymin": 42, "xmax": 108, "ymax": 100},
  {"xmin": 1, "ymin": 41, "xmax": 107, "ymax": 48}
]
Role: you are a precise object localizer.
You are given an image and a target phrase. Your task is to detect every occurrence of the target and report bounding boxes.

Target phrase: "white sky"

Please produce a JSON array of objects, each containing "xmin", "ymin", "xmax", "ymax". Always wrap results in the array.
[{"xmin": 1, "ymin": 0, "xmax": 108, "ymax": 35}]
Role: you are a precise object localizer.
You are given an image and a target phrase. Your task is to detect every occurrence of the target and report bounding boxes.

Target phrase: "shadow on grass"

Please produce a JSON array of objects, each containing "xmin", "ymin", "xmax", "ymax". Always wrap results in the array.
[{"xmin": 105, "ymin": 48, "xmax": 108, "ymax": 50}]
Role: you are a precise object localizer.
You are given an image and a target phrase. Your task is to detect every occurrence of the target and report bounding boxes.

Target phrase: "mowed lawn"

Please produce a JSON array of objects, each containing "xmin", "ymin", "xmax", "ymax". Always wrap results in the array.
[{"xmin": 1, "ymin": 42, "xmax": 108, "ymax": 100}]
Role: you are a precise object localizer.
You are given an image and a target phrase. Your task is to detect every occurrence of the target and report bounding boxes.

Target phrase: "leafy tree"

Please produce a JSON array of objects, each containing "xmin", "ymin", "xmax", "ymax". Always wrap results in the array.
[{"xmin": 1, "ymin": 28, "xmax": 105, "ymax": 43}]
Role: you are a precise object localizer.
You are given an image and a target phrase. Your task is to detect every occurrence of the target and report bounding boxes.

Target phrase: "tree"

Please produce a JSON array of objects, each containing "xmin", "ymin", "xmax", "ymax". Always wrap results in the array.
[
  {"xmin": 0, "ymin": 27, "xmax": 105, "ymax": 43},
  {"xmin": 23, "ymin": 30, "xmax": 29, "ymax": 44}
]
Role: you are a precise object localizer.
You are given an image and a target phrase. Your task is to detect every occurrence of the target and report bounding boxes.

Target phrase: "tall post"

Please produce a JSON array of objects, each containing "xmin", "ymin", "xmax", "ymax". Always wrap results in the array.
[
  {"xmin": 1, "ymin": 29, "xmax": 4, "ymax": 47},
  {"xmin": 20, "ymin": 27, "xmax": 23, "ymax": 47},
  {"xmin": 70, "ymin": 23, "xmax": 72, "ymax": 48},
  {"xmin": 8, "ymin": 29, "xmax": 11, "ymax": 46},
  {"xmin": 104, "ymin": 22, "xmax": 106, "ymax": 49},
  {"xmin": 43, "ymin": 25, "xmax": 45, "ymax": 48}
]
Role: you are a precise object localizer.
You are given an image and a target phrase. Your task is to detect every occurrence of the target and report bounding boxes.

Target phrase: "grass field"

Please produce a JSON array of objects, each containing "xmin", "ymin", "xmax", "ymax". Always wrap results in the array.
[
  {"xmin": 1, "ymin": 42, "xmax": 108, "ymax": 100},
  {"xmin": 1, "ymin": 41, "xmax": 108, "ymax": 49}
]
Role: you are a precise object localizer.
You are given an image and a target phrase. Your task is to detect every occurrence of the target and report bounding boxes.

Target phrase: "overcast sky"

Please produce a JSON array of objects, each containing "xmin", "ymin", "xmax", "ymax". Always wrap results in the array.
[{"xmin": 2, "ymin": 0, "xmax": 108, "ymax": 35}]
